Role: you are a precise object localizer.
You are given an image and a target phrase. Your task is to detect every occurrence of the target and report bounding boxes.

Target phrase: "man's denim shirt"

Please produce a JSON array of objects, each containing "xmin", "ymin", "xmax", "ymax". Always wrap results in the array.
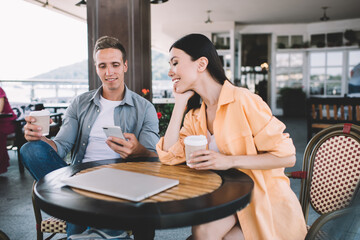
[{"xmin": 53, "ymin": 85, "xmax": 159, "ymax": 165}]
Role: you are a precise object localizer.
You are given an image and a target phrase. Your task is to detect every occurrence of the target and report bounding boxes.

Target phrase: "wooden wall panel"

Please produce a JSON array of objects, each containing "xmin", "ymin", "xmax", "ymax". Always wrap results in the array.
[{"xmin": 87, "ymin": 0, "xmax": 152, "ymax": 99}]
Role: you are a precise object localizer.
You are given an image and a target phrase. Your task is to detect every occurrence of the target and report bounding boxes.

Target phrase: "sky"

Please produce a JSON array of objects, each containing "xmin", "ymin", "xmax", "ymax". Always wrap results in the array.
[{"xmin": 0, "ymin": 0, "xmax": 88, "ymax": 80}]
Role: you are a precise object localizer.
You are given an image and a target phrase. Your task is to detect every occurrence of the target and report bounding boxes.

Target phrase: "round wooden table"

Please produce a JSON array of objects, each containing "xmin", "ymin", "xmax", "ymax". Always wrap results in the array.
[{"xmin": 34, "ymin": 158, "xmax": 253, "ymax": 239}]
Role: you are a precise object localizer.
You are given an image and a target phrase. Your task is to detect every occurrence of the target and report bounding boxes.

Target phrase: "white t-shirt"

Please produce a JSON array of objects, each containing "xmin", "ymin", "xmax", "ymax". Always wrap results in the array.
[
  {"xmin": 207, "ymin": 130, "xmax": 219, "ymax": 152},
  {"xmin": 82, "ymin": 96, "xmax": 122, "ymax": 163}
]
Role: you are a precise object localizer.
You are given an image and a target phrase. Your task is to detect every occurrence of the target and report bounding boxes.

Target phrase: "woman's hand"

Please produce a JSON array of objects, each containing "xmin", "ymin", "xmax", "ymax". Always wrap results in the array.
[
  {"xmin": 162, "ymin": 88, "xmax": 194, "ymax": 151},
  {"xmin": 187, "ymin": 150, "xmax": 234, "ymax": 171},
  {"xmin": 173, "ymin": 86, "xmax": 194, "ymax": 107}
]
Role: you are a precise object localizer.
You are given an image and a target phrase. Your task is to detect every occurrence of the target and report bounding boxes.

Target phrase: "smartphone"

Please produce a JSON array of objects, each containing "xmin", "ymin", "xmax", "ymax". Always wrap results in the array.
[{"xmin": 102, "ymin": 126, "xmax": 126, "ymax": 140}]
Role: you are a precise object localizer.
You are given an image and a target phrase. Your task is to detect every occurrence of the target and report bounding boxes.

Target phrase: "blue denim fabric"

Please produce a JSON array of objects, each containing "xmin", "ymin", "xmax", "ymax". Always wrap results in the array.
[{"xmin": 20, "ymin": 140, "xmax": 68, "ymax": 181}]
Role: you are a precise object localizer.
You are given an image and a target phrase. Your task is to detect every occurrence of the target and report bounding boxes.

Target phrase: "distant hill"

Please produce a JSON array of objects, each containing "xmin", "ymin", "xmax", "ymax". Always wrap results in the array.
[
  {"xmin": 152, "ymin": 50, "xmax": 170, "ymax": 81},
  {"xmin": 31, "ymin": 50, "xmax": 169, "ymax": 80},
  {"xmin": 32, "ymin": 60, "xmax": 88, "ymax": 79}
]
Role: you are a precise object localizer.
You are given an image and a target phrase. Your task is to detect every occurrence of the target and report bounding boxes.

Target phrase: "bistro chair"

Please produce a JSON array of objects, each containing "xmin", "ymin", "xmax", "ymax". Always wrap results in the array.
[
  {"xmin": 305, "ymin": 184, "xmax": 360, "ymax": 240},
  {"xmin": 32, "ymin": 181, "xmax": 67, "ymax": 240},
  {"xmin": 0, "ymin": 230, "xmax": 10, "ymax": 240},
  {"xmin": 32, "ymin": 181, "xmax": 134, "ymax": 239},
  {"xmin": 286, "ymin": 123, "xmax": 360, "ymax": 239}
]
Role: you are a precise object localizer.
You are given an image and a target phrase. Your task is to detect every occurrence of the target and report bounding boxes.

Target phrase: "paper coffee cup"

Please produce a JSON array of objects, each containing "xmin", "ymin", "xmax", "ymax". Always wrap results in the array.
[
  {"xmin": 30, "ymin": 110, "xmax": 50, "ymax": 136},
  {"xmin": 184, "ymin": 135, "xmax": 207, "ymax": 167}
]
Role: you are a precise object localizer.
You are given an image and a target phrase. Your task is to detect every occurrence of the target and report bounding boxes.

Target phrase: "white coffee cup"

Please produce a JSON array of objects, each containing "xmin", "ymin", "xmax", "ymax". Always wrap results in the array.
[
  {"xmin": 184, "ymin": 135, "xmax": 208, "ymax": 167},
  {"xmin": 30, "ymin": 110, "xmax": 50, "ymax": 136}
]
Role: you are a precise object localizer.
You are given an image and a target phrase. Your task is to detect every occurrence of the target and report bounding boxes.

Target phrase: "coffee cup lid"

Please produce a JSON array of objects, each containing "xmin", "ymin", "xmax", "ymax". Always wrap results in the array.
[
  {"xmin": 184, "ymin": 135, "xmax": 207, "ymax": 146},
  {"xmin": 29, "ymin": 109, "xmax": 50, "ymax": 116}
]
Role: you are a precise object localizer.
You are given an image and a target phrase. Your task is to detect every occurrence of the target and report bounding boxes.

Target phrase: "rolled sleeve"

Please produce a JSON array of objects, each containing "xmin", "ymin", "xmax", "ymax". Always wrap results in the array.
[
  {"xmin": 156, "ymin": 137, "xmax": 186, "ymax": 165},
  {"xmin": 138, "ymin": 104, "xmax": 160, "ymax": 153},
  {"xmin": 254, "ymin": 116, "xmax": 295, "ymax": 157},
  {"xmin": 53, "ymin": 100, "xmax": 79, "ymax": 159},
  {"xmin": 242, "ymin": 91, "xmax": 295, "ymax": 157}
]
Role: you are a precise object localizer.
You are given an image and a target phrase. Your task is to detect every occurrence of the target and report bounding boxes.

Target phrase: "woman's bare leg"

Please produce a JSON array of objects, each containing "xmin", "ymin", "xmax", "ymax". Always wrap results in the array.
[
  {"xmin": 223, "ymin": 224, "xmax": 244, "ymax": 240},
  {"xmin": 192, "ymin": 214, "xmax": 242, "ymax": 240}
]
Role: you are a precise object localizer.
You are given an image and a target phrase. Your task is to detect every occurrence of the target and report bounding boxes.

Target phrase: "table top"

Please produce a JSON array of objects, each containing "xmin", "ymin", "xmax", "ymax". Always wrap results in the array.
[{"xmin": 34, "ymin": 158, "xmax": 253, "ymax": 230}]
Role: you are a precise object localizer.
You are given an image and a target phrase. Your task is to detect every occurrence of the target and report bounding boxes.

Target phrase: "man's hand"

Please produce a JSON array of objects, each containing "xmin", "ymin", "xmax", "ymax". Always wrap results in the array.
[
  {"xmin": 106, "ymin": 133, "xmax": 156, "ymax": 159},
  {"xmin": 23, "ymin": 116, "xmax": 44, "ymax": 141}
]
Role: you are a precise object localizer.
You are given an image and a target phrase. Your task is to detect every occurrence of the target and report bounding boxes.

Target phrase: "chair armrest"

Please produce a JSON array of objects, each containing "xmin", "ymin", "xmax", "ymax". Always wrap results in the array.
[{"xmin": 285, "ymin": 171, "xmax": 307, "ymax": 179}]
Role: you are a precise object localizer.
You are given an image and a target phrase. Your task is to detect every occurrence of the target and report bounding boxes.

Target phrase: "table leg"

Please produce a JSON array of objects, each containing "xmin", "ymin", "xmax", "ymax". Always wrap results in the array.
[{"xmin": 132, "ymin": 228, "xmax": 155, "ymax": 240}]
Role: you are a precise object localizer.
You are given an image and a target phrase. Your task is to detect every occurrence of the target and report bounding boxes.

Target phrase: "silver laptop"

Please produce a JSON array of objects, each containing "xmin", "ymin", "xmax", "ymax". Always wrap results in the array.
[{"xmin": 62, "ymin": 168, "xmax": 179, "ymax": 202}]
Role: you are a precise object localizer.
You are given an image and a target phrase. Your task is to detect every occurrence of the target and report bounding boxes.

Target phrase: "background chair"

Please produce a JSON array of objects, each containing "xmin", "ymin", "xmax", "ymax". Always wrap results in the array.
[
  {"xmin": 6, "ymin": 106, "xmax": 26, "ymax": 173},
  {"xmin": 32, "ymin": 182, "xmax": 67, "ymax": 240},
  {"xmin": 287, "ymin": 123, "xmax": 360, "ymax": 238},
  {"xmin": 306, "ymin": 97, "xmax": 360, "ymax": 141}
]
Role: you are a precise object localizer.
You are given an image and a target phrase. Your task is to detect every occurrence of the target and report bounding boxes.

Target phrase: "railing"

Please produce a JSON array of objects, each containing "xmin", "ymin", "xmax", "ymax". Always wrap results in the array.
[
  {"xmin": 0, "ymin": 79, "xmax": 89, "ymax": 105},
  {"xmin": 1, "ymin": 79, "xmax": 175, "ymax": 105}
]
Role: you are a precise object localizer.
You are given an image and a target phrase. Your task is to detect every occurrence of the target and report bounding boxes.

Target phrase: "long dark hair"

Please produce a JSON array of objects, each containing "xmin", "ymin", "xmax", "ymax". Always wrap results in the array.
[{"xmin": 170, "ymin": 33, "xmax": 228, "ymax": 112}]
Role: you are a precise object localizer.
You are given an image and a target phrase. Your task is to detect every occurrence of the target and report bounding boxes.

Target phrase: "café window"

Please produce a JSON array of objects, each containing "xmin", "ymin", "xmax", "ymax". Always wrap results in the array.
[
  {"xmin": 348, "ymin": 50, "xmax": 360, "ymax": 95},
  {"xmin": 275, "ymin": 52, "xmax": 304, "ymax": 108},
  {"xmin": 309, "ymin": 51, "xmax": 343, "ymax": 96}
]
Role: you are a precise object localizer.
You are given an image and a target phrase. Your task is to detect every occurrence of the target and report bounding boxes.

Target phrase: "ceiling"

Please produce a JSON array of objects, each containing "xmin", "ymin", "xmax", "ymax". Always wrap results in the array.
[{"xmin": 26, "ymin": 0, "xmax": 360, "ymax": 51}]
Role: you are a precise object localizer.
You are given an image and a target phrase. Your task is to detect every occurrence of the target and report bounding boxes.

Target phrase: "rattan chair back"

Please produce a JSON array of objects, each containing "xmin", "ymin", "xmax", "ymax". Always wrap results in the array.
[{"xmin": 300, "ymin": 123, "xmax": 360, "ymax": 223}]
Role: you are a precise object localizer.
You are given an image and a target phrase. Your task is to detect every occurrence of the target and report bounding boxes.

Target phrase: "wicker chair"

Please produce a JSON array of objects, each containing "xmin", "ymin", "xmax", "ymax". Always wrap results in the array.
[
  {"xmin": 287, "ymin": 123, "xmax": 360, "ymax": 239},
  {"xmin": 305, "ymin": 180, "xmax": 360, "ymax": 240},
  {"xmin": 32, "ymin": 182, "xmax": 67, "ymax": 240}
]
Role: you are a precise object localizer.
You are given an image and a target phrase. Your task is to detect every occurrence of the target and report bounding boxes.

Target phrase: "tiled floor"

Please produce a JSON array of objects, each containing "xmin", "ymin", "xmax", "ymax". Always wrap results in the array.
[{"xmin": 0, "ymin": 117, "xmax": 322, "ymax": 239}]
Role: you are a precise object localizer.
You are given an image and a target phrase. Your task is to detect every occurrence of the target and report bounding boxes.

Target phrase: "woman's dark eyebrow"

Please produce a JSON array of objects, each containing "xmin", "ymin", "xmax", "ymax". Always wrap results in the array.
[{"xmin": 169, "ymin": 56, "xmax": 177, "ymax": 62}]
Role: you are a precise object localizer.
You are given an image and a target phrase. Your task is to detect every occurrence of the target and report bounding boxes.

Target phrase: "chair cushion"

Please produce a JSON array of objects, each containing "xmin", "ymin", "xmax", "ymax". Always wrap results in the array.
[
  {"xmin": 41, "ymin": 217, "xmax": 67, "ymax": 233},
  {"xmin": 310, "ymin": 135, "xmax": 360, "ymax": 214}
]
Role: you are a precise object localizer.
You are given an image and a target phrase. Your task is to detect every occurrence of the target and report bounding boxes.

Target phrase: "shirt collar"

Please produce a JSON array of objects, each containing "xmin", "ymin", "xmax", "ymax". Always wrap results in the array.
[
  {"xmin": 196, "ymin": 80, "xmax": 235, "ymax": 121},
  {"xmin": 218, "ymin": 80, "xmax": 236, "ymax": 106},
  {"xmin": 90, "ymin": 85, "xmax": 135, "ymax": 107}
]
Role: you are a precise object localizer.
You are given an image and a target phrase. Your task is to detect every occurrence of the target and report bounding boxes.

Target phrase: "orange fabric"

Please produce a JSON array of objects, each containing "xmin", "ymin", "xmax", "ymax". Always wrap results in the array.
[{"xmin": 156, "ymin": 81, "xmax": 307, "ymax": 240}]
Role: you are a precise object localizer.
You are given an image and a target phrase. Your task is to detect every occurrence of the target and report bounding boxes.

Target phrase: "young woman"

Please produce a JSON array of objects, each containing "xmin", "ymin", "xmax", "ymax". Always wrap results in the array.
[
  {"xmin": 156, "ymin": 34, "xmax": 307, "ymax": 240},
  {"xmin": 0, "ymin": 87, "xmax": 16, "ymax": 174}
]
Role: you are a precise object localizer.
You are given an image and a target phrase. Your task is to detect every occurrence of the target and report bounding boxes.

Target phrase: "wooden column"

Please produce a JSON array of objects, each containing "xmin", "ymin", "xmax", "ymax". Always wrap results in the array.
[{"xmin": 86, "ymin": 0, "xmax": 152, "ymax": 99}]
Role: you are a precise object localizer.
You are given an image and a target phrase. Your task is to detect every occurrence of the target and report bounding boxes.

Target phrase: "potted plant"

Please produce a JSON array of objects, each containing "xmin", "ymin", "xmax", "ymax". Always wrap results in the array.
[
  {"xmin": 154, "ymin": 103, "xmax": 174, "ymax": 136},
  {"xmin": 279, "ymin": 87, "xmax": 306, "ymax": 117}
]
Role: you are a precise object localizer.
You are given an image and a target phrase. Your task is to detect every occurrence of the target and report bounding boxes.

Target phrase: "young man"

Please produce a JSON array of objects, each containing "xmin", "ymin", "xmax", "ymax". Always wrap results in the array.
[{"xmin": 20, "ymin": 36, "xmax": 159, "ymax": 238}]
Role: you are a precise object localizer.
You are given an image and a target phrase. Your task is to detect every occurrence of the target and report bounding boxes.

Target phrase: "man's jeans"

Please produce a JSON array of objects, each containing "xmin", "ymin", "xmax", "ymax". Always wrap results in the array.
[
  {"xmin": 20, "ymin": 141, "xmax": 89, "ymax": 236},
  {"xmin": 20, "ymin": 140, "xmax": 67, "ymax": 180}
]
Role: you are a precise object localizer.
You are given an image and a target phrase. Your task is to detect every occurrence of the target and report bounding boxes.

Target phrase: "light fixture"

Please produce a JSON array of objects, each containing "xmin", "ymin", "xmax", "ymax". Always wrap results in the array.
[
  {"xmin": 205, "ymin": 10, "xmax": 213, "ymax": 24},
  {"xmin": 75, "ymin": 0, "xmax": 87, "ymax": 7},
  {"xmin": 150, "ymin": 0, "xmax": 168, "ymax": 4},
  {"xmin": 320, "ymin": 6, "xmax": 330, "ymax": 21}
]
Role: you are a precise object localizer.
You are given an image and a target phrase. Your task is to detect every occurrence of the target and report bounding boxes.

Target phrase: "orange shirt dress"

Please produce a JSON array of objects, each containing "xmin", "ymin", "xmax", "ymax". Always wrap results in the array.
[{"xmin": 156, "ymin": 81, "xmax": 307, "ymax": 240}]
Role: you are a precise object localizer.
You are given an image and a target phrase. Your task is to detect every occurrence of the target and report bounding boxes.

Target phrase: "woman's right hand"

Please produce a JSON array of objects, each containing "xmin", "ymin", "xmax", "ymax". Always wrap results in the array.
[
  {"xmin": 162, "ymin": 88, "xmax": 194, "ymax": 151},
  {"xmin": 173, "ymin": 87, "xmax": 195, "ymax": 107},
  {"xmin": 23, "ymin": 116, "xmax": 43, "ymax": 141}
]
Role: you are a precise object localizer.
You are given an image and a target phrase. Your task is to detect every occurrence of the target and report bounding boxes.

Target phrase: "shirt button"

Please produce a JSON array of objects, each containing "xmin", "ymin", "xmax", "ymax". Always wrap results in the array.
[
  {"xmin": 88, "ymin": 125, "xmax": 91, "ymax": 128},
  {"xmin": 97, "ymin": 109, "xmax": 100, "ymax": 112},
  {"xmin": 83, "ymin": 143, "xmax": 86, "ymax": 146}
]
